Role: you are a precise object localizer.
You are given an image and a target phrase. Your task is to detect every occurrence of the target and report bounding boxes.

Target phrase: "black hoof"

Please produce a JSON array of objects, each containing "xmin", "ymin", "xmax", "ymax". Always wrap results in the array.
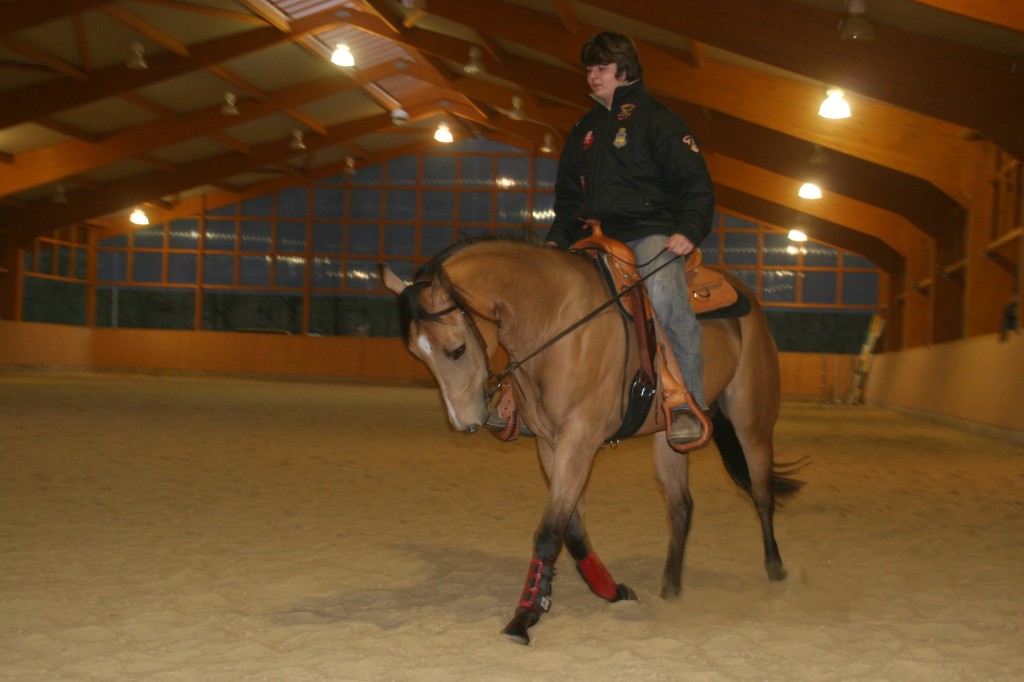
[
  {"xmin": 611, "ymin": 583, "xmax": 637, "ymax": 602},
  {"xmin": 501, "ymin": 608, "xmax": 540, "ymax": 645},
  {"xmin": 501, "ymin": 621, "xmax": 530, "ymax": 645},
  {"xmin": 766, "ymin": 560, "xmax": 787, "ymax": 581}
]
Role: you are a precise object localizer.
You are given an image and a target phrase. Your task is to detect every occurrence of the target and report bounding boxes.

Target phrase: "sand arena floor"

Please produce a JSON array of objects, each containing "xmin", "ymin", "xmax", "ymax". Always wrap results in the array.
[{"xmin": 0, "ymin": 371, "xmax": 1021, "ymax": 681}]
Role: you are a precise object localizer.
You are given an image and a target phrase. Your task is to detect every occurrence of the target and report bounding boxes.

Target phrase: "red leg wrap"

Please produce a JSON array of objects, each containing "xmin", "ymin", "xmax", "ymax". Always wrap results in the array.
[
  {"xmin": 576, "ymin": 553, "xmax": 619, "ymax": 600},
  {"xmin": 517, "ymin": 557, "xmax": 555, "ymax": 612}
]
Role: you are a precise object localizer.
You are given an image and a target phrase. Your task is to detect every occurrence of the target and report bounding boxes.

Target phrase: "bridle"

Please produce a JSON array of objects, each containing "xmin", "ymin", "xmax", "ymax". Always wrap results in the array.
[{"xmin": 414, "ymin": 247, "xmax": 680, "ymax": 401}]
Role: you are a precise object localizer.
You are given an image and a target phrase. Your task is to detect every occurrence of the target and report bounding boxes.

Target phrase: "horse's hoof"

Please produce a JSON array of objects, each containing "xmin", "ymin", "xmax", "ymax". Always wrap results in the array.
[
  {"xmin": 659, "ymin": 583, "xmax": 682, "ymax": 600},
  {"xmin": 766, "ymin": 561, "xmax": 787, "ymax": 581},
  {"xmin": 501, "ymin": 608, "xmax": 540, "ymax": 645},
  {"xmin": 501, "ymin": 618, "xmax": 531, "ymax": 645},
  {"xmin": 611, "ymin": 583, "xmax": 637, "ymax": 602}
]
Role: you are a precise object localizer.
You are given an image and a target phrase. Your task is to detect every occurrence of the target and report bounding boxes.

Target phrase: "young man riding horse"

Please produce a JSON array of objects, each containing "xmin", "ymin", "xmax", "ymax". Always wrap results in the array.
[{"xmin": 517, "ymin": 31, "xmax": 715, "ymax": 444}]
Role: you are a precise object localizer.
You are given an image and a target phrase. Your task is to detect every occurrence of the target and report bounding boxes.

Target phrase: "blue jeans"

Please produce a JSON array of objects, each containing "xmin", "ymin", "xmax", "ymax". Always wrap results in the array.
[{"xmin": 627, "ymin": 235, "xmax": 705, "ymax": 410}]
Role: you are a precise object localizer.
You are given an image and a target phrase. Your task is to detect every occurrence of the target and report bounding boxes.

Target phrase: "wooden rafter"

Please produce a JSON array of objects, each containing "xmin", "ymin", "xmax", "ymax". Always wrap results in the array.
[
  {"xmin": 0, "ymin": 7, "xmax": 346, "ymax": 130},
  {"xmin": 2, "ymin": 113, "xmax": 396, "ymax": 248},
  {"xmin": 908, "ymin": 0, "xmax": 1024, "ymax": 33},
  {"xmin": 0, "ymin": 0, "xmax": 109, "ymax": 38},
  {"xmin": 133, "ymin": 0, "xmax": 270, "ymax": 25},
  {"xmin": 102, "ymin": 6, "xmax": 190, "ymax": 57},
  {"xmin": 0, "ymin": 37, "xmax": 88, "ymax": 80},
  {"xmin": 0, "ymin": 59, "xmax": 406, "ymax": 198},
  {"xmin": 582, "ymin": 0, "xmax": 1024, "ymax": 159}
]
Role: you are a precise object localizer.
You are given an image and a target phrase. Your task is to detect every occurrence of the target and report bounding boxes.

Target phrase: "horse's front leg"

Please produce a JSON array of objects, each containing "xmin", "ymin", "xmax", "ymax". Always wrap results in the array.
[
  {"xmin": 564, "ymin": 504, "xmax": 637, "ymax": 603},
  {"xmin": 501, "ymin": 437, "xmax": 596, "ymax": 645}
]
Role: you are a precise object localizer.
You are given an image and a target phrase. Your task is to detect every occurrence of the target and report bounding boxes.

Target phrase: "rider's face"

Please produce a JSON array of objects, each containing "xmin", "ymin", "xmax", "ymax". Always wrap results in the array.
[{"xmin": 586, "ymin": 63, "xmax": 627, "ymax": 107}]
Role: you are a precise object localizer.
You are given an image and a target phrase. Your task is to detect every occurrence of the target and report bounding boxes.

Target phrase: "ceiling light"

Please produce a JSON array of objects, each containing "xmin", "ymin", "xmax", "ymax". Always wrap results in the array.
[
  {"xmin": 434, "ymin": 123, "xmax": 453, "ymax": 143},
  {"xmin": 221, "ymin": 91, "xmax": 239, "ymax": 115},
  {"xmin": 391, "ymin": 108, "xmax": 410, "ymax": 127},
  {"xmin": 290, "ymin": 129, "xmax": 306, "ymax": 151},
  {"xmin": 401, "ymin": 0, "xmax": 426, "ymax": 9},
  {"xmin": 126, "ymin": 41, "xmax": 147, "ymax": 70},
  {"xmin": 508, "ymin": 96, "xmax": 526, "ymax": 121},
  {"xmin": 539, "ymin": 133, "xmax": 554, "ymax": 154},
  {"xmin": 52, "ymin": 184, "xmax": 69, "ymax": 204},
  {"xmin": 798, "ymin": 182, "xmax": 823, "ymax": 199},
  {"xmin": 839, "ymin": 0, "xmax": 876, "ymax": 42},
  {"xmin": 344, "ymin": 156, "xmax": 357, "ymax": 175},
  {"xmin": 788, "ymin": 229, "xmax": 808, "ymax": 242},
  {"xmin": 331, "ymin": 44, "xmax": 355, "ymax": 67},
  {"xmin": 464, "ymin": 46, "xmax": 484, "ymax": 75},
  {"xmin": 818, "ymin": 88, "xmax": 851, "ymax": 119},
  {"xmin": 129, "ymin": 208, "xmax": 150, "ymax": 225}
]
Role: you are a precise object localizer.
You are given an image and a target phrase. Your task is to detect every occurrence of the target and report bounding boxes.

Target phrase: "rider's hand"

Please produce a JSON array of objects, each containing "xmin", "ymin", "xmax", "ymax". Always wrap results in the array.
[{"xmin": 665, "ymin": 233, "xmax": 695, "ymax": 256}]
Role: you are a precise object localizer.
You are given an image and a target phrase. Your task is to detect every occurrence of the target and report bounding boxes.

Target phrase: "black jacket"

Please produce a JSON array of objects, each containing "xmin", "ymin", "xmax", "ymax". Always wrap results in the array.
[{"xmin": 545, "ymin": 80, "xmax": 715, "ymax": 249}]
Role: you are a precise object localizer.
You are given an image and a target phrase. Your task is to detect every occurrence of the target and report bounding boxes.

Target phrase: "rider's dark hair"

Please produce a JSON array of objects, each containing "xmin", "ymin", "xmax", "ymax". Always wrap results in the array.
[{"xmin": 580, "ymin": 32, "xmax": 643, "ymax": 82}]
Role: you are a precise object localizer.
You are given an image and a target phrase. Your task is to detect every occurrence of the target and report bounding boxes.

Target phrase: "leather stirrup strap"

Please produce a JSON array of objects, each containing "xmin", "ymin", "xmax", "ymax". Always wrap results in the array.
[{"xmin": 651, "ymin": 316, "xmax": 713, "ymax": 453}]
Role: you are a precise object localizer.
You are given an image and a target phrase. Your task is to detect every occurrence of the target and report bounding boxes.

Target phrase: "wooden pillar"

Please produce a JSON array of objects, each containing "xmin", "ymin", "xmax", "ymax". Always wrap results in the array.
[
  {"xmin": 900, "ymin": 238, "xmax": 932, "ymax": 348},
  {"xmin": 0, "ymin": 228, "xmax": 20, "ymax": 321},
  {"xmin": 965, "ymin": 143, "xmax": 1018, "ymax": 337}
]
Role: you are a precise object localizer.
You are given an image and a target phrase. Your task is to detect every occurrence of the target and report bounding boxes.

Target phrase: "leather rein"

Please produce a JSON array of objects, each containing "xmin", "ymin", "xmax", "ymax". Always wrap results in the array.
[{"xmin": 421, "ymin": 247, "xmax": 679, "ymax": 401}]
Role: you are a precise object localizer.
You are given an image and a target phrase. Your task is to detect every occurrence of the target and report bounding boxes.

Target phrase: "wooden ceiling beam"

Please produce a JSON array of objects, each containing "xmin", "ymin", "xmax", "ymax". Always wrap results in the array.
[
  {"xmin": 0, "ymin": 68, "xmax": 397, "ymax": 197},
  {"xmin": 207, "ymin": 65, "xmax": 268, "ymax": 101},
  {"xmin": 345, "ymin": 9, "xmax": 586, "ymax": 105},
  {"xmin": 133, "ymin": 0, "xmax": 269, "ymax": 25},
  {"xmin": 72, "ymin": 13, "xmax": 92, "ymax": 74},
  {"xmin": 908, "ymin": 0, "xmax": 1024, "ymax": 32},
  {"xmin": 0, "ymin": 37, "xmax": 88, "ymax": 80},
  {"xmin": 0, "ymin": 6, "xmax": 346, "ymax": 131},
  {"xmin": 234, "ymin": 0, "xmax": 291, "ymax": 32},
  {"xmin": 119, "ymin": 92, "xmax": 181, "ymax": 120},
  {"xmin": 679, "ymin": 108, "xmax": 962, "ymax": 239},
  {"xmin": 102, "ymin": 5, "xmax": 190, "ymax": 57},
  {"xmin": 35, "ymin": 119, "xmax": 102, "ymax": 143},
  {"xmin": 361, "ymin": 0, "xmax": 407, "ymax": 35},
  {"xmin": 581, "ymin": 0, "xmax": 1024, "ymax": 159},
  {"xmin": 2, "ymin": 113, "xmax": 396, "ymax": 247},
  {"xmin": 424, "ymin": 0, "xmax": 974, "ymax": 204},
  {"xmin": 0, "ymin": 0, "xmax": 110, "ymax": 38},
  {"xmin": 713, "ymin": 184, "xmax": 904, "ymax": 277},
  {"xmin": 551, "ymin": 0, "xmax": 581, "ymax": 35},
  {"xmin": 707, "ymin": 155, "xmax": 924, "ymax": 258},
  {"xmin": 397, "ymin": 55, "xmax": 579, "ymax": 122}
]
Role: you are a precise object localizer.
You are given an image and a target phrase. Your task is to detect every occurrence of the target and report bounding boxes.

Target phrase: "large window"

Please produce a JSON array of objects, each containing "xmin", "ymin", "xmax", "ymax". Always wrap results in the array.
[{"xmin": 20, "ymin": 138, "xmax": 881, "ymax": 351}]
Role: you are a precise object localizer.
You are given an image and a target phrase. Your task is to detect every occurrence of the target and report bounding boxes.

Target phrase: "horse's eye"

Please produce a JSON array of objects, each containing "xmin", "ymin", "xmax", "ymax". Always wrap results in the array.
[{"xmin": 450, "ymin": 344, "xmax": 467, "ymax": 360}]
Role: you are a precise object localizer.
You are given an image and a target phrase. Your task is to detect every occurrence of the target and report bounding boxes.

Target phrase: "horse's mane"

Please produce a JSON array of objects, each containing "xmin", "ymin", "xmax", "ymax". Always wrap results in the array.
[{"xmin": 396, "ymin": 231, "xmax": 544, "ymax": 343}]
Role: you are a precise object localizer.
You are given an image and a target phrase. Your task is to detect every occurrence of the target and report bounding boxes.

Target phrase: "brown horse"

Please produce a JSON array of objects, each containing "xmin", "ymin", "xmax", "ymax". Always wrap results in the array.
[{"xmin": 380, "ymin": 235, "xmax": 802, "ymax": 645}]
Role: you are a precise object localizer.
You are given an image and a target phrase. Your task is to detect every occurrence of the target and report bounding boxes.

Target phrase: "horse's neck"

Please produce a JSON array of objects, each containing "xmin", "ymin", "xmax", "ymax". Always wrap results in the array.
[{"xmin": 449, "ymin": 246, "xmax": 610, "ymax": 359}]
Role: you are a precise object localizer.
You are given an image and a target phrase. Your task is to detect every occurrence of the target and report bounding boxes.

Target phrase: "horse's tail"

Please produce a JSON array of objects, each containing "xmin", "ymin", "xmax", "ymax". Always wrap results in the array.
[{"xmin": 710, "ymin": 410, "xmax": 805, "ymax": 499}]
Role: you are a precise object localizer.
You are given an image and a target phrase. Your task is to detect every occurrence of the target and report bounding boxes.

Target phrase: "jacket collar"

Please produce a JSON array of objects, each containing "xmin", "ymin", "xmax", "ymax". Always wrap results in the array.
[{"xmin": 589, "ymin": 79, "xmax": 645, "ymax": 110}]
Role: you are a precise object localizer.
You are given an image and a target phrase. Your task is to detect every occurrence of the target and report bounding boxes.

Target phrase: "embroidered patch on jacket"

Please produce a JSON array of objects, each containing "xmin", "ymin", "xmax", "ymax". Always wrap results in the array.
[
  {"xmin": 682, "ymin": 134, "xmax": 700, "ymax": 153},
  {"xmin": 583, "ymin": 130, "xmax": 595, "ymax": 151},
  {"xmin": 617, "ymin": 103, "xmax": 636, "ymax": 121},
  {"xmin": 613, "ymin": 128, "xmax": 628, "ymax": 148}
]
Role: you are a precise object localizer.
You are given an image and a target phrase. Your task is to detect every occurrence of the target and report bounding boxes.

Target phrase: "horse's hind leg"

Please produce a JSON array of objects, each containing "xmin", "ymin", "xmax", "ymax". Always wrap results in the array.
[
  {"xmin": 717, "ymin": 409, "xmax": 787, "ymax": 581},
  {"xmin": 564, "ymin": 504, "xmax": 637, "ymax": 602},
  {"xmin": 748, "ymin": 441, "xmax": 786, "ymax": 581},
  {"xmin": 653, "ymin": 438, "xmax": 693, "ymax": 599}
]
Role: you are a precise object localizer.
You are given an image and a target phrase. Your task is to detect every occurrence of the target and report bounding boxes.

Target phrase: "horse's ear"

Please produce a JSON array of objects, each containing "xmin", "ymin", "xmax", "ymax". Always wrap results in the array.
[{"xmin": 378, "ymin": 262, "xmax": 408, "ymax": 295}]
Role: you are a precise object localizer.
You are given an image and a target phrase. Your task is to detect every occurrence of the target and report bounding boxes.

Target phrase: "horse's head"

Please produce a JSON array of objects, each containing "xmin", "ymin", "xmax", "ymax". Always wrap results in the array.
[{"xmin": 380, "ymin": 263, "xmax": 491, "ymax": 433}]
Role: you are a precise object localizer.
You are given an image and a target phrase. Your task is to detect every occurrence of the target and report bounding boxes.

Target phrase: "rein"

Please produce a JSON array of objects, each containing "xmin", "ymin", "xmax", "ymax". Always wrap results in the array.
[{"xmin": 491, "ymin": 247, "xmax": 678, "ymax": 389}]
